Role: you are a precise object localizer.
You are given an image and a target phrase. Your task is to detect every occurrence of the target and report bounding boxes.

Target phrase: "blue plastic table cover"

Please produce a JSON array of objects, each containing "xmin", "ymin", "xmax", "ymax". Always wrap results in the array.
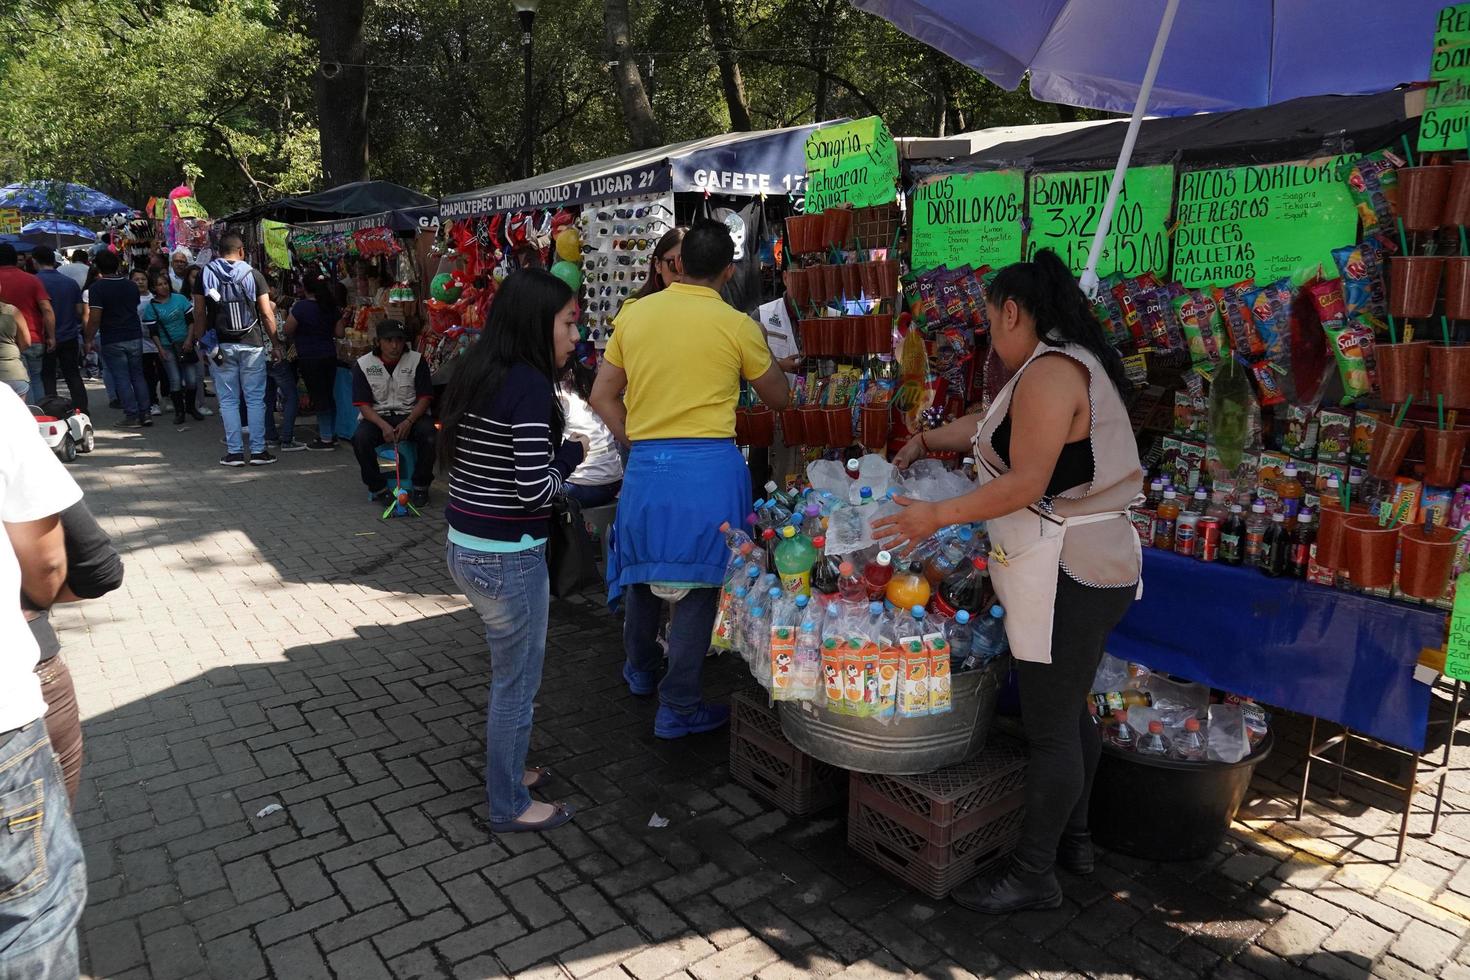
[{"xmin": 1108, "ymin": 548, "xmax": 1444, "ymax": 751}]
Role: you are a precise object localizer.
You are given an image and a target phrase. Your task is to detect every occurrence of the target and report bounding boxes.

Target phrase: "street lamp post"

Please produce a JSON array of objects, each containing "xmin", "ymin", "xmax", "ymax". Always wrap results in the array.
[{"xmin": 513, "ymin": 0, "xmax": 540, "ymax": 180}]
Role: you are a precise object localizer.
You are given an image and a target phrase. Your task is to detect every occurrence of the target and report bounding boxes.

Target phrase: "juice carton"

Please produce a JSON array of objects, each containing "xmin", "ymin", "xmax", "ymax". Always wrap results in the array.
[
  {"xmin": 1423, "ymin": 486, "xmax": 1454, "ymax": 526},
  {"xmin": 1257, "ymin": 451, "xmax": 1290, "ymax": 504},
  {"xmin": 1282, "ymin": 405, "xmax": 1319, "ymax": 458},
  {"xmin": 877, "ymin": 646, "xmax": 900, "ymax": 720},
  {"xmin": 821, "ymin": 640, "xmax": 845, "ymax": 713},
  {"xmin": 1351, "ymin": 412, "xmax": 1379, "ymax": 464},
  {"xmin": 925, "ymin": 631, "xmax": 951, "ymax": 714},
  {"xmin": 1179, "ymin": 440, "xmax": 1207, "ymax": 490},
  {"xmin": 897, "ymin": 637, "xmax": 930, "ymax": 718},
  {"xmin": 861, "ymin": 641, "xmax": 881, "ymax": 715},
  {"xmin": 769, "ymin": 625, "xmax": 797, "ymax": 701},
  {"xmin": 842, "ymin": 639, "xmax": 867, "ymax": 716},
  {"xmin": 1316, "ymin": 409, "xmax": 1352, "ymax": 463}
]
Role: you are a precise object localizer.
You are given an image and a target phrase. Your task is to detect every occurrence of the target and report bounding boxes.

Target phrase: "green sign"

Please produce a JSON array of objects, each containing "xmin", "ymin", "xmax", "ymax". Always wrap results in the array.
[
  {"xmin": 911, "ymin": 171, "xmax": 1024, "ymax": 272},
  {"xmin": 804, "ymin": 116, "xmax": 899, "ymax": 212},
  {"xmin": 1172, "ymin": 157, "xmax": 1356, "ymax": 288},
  {"xmin": 1421, "ymin": 4, "xmax": 1470, "ymax": 151},
  {"xmin": 1025, "ymin": 165, "xmax": 1173, "ymax": 278},
  {"xmin": 1445, "ymin": 573, "xmax": 1470, "ymax": 681}
]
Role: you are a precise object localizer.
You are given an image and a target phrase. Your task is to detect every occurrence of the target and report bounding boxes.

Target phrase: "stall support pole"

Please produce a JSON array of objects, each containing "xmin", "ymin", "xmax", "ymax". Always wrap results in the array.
[{"xmin": 1077, "ymin": 0, "xmax": 1180, "ymax": 297}]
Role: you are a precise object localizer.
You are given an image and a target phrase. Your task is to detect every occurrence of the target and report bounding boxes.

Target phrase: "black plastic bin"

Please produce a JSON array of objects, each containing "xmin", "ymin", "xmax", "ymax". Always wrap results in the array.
[{"xmin": 1088, "ymin": 733, "xmax": 1273, "ymax": 861}]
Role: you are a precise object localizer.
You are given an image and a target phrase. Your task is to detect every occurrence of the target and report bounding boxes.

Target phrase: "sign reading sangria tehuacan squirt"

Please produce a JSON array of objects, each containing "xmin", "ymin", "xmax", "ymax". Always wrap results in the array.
[
  {"xmin": 911, "ymin": 171, "xmax": 1025, "ymax": 272},
  {"xmin": 803, "ymin": 116, "xmax": 899, "ymax": 212},
  {"xmin": 1420, "ymin": 3, "xmax": 1470, "ymax": 153},
  {"xmin": 1025, "ymin": 165, "xmax": 1173, "ymax": 278},
  {"xmin": 1171, "ymin": 156, "xmax": 1358, "ymax": 289}
]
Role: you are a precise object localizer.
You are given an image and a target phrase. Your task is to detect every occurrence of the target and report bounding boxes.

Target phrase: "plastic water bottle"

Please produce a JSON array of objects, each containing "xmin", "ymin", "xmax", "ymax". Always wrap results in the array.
[
  {"xmin": 947, "ymin": 610, "xmax": 974, "ymax": 667},
  {"xmin": 745, "ymin": 603, "xmax": 771, "ymax": 683},
  {"xmin": 1137, "ymin": 719, "xmax": 1171, "ymax": 756},
  {"xmin": 719, "ymin": 521, "xmax": 753, "ymax": 552},
  {"xmin": 1244, "ymin": 499, "xmax": 1269, "ymax": 566},
  {"xmin": 1107, "ymin": 709, "xmax": 1137, "ymax": 750},
  {"xmin": 968, "ymin": 605, "xmax": 1008, "ymax": 666},
  {"xmin": 1170, "ymin": 717, "xmax": 1207, "ymax": 761},
  {"xmin": 794, "ymin": 619, "xmax": 821, "ymax": 701}
]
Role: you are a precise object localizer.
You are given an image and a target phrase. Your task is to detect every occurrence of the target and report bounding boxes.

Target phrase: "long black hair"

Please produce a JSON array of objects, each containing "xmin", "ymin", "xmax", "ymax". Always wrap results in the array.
[
  {"xmin": 437, "ymin": 268, "xmax": 574, "ymax": 472},
  {"xmin": 303, "ymin": 270, "xmax": 339, "ymax": 327},
  {"xmin": 988, "ymin": 248, "xmax": 1129, "ymax": 394}
]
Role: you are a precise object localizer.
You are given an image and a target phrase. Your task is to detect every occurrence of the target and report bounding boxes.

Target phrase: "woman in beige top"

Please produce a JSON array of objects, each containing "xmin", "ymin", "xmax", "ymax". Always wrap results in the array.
[
  {"xmin": 0, "ymin": 297, "xmax": 33, "ymax": 399},
  {"xmin": 876, "ymin": 249, "xmax": 1143, "ymax": 915}
]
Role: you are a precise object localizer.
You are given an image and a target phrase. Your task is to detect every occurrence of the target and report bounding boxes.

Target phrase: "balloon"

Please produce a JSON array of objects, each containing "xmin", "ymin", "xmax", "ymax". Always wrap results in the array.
[
  {"xmin": 555, "ymin": 227, "xmax": 581, "ymax": 262},
  {"xmin": 550, "ymin": 260, "xmax": 582, "ymax": 291},
  {"xmin": 492, "ymin": 265, "xmax": 508, "ymax": 284},
  {"xmin": 430, "ymin": 272, "xmax": 463, "ymax": 303}
]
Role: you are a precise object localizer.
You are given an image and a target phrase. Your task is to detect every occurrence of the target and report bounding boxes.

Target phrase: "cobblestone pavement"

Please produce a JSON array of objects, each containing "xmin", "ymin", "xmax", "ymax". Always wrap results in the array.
[{"xmin": 51, "ymin": 400, "xmax": 1470, "ymax": 980}]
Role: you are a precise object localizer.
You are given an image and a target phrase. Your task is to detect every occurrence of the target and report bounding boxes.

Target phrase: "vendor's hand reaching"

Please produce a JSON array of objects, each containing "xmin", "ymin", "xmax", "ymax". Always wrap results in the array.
[
  {"xmin": 393, "ymin": 419, "xmax": 414, "ymax": 443},
  {"xmin": 871, "ymin": 495, "xmax": 940, "ymax": 557},
  {"xmin": 892, "ymin": 435, "xmax": 926, "ymax": 471}
]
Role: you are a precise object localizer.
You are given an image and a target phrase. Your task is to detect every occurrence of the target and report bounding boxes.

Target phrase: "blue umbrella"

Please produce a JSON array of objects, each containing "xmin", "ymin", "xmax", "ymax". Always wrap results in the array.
[
  {"xmin": 0, "ymin": 235, "xmax": 37, "ymax": 254},
  {"xmin": 0, "ymin": 180, "xmax": 130, "ymax": 218},
  {"xmin": 20, "ymin": 219, "xmax": 96, "ymax": 247},
  {"xmin": 850, "ymin": 0, "xmax": 1446, "ymax": 289}
]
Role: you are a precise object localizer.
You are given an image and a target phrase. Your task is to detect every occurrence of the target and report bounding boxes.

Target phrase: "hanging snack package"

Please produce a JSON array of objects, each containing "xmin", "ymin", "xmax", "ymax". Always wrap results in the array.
[
  {"xmin": 1094, "ymin": 279, "xmax": 1130, "ymax": 350},
  {"xmin": 1109, "ymin": 274, "xmax": 1148, "ymax": 349},
  {"xmin": 1215, "ymin": 282, "xmax": 1266, "ymax": 359},
  {"xmin": 1321, "ymin": 317, "xmax": 1374, "ymax": 402},
  {"xmin": 1342, "ymin": 149, "xmax": 1404, "ymax": 233},
  {"xmin": 1332, "ymin": 243, "xmax": 1377, "ymax": 321}
]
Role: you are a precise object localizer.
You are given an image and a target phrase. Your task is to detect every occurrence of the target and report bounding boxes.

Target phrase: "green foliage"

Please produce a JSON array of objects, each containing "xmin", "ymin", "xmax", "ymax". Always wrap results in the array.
[{"xmin": 0, "ymin": 0, "xmax": 319, "ymax": 214}]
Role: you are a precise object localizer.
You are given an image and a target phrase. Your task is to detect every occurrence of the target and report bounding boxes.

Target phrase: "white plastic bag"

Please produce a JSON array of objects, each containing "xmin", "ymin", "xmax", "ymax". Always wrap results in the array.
[{"xmin": 1206, "ymin": 704, "xmax": 1250, "ymax": 763}]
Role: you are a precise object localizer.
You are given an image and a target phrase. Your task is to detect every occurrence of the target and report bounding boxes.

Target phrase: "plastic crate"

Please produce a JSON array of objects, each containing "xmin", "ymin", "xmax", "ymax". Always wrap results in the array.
[
  {"xmin": 730, "ymin": 692, "xmax": 846, "ymax": 816},
  {"xmin": 846, "ymin": 736, "xmax": 1026, "ymax": 899}
]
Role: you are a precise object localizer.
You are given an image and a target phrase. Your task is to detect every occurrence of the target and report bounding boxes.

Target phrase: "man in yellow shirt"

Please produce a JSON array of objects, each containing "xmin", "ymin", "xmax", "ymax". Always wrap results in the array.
[{"xmin": 592, "ymin": 220, "xmax": 792, "ymax": 739}]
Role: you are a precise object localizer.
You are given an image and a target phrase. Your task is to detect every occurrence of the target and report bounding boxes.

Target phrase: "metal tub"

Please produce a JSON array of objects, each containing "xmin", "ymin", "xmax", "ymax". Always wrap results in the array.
[{"xmin": 777, "ymin": 655, "xmax": 1009, "ymax": 775}]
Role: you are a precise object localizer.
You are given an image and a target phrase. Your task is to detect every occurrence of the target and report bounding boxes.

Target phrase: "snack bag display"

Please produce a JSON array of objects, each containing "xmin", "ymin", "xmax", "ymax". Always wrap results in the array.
[
  {"xmin": 1316, "ymin": 409, "xmax": 1353, "ymax": 462},
  {"xmin": 1322, "ymin": 318, "xmax": 1374, "ymax": 402},
  {"xmin": 1342, "ymin": 150, "xmax": 1404, "ymax": 232}
]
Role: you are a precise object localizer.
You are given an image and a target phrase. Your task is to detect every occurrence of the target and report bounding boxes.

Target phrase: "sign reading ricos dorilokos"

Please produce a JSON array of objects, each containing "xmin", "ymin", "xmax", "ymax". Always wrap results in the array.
[
  {"xmin": 803, "ymin": 116, "xmax": 899, "ymax": 213},
  {"xmin": 910, "ymin": 171, "xmax": 1025, "ymax": 272}
]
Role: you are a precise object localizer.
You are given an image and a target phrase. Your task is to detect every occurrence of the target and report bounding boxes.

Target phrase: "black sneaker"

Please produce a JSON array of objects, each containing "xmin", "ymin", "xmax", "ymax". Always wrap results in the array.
[
  {"xmin": 278, "ymin": 440, "xmax": 309, "ymax": 453},
  {"xmin": 305, "ymin": 438, "xmax": 338, "ymax": 451},
  {"xmin": 139, "ymin": 415, "xmax": 153, "ymax": 428},
  {"xmin": 116, "ymin": 415, "xmax": 138, "ymax": 427},
  {"xmin": 108, "ymin": 398, "xmax": 121, "ymax": 410},
  {"xmin": 410, "ymin": 488, "xmax": 430, "ymax": 507},
  {"xmin": 369, "ymin": 488, "xmax": 392, "ymax": 504},
  {"xmin": 220, "ymin": 452, "xmax": 246, "ymax": 467},
  {"xmin": 249, "ymin": 451, "xmax": 277, "ymax": 466}
]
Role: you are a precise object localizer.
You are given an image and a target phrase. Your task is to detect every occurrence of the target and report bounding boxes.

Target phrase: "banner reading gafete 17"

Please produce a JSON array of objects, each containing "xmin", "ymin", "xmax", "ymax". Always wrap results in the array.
[{"xmin": 803, "ymin": 116, "xmax": 899, "ymax": 212}]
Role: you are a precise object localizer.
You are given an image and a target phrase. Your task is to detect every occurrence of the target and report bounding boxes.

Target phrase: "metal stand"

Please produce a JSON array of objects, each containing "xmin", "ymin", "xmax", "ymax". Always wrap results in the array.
[{"xmin": 1294, "ymin": 679, "xmax": 1462, "ymax": 863}]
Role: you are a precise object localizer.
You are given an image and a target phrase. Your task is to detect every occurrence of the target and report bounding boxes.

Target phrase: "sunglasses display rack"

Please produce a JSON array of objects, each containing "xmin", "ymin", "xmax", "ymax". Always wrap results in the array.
[
  {"xmin": 575, "ymin": 192, "xmax": 675, "ymax": 348},
  {"xmin": 746, "ymin": 203, "xmax": 902, "ymax": 454}
]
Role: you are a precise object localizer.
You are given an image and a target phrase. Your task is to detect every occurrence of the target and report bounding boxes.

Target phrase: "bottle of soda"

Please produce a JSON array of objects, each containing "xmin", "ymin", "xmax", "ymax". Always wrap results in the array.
[
  {"xmin": 1136, "ymin": 720, "xmax": 1171, "ymax": 756},
  {"xmin": 933, "ymin": 556, "xmax": 991, "ymax": 619},
  {"xmin": 1243, "ymin": 499, "xmax": 1269, "ymax": 565},
  {"xmin": 862, "ymin": 550, "xmax": 895, "ymax": 600},
  {"xmin": 885, "ymin": 561, "xmax": 932, "ymax": 612},
  {"xmin": 1219, "ymin": 504, "xmax": 1246, "ymax": 566},
  {"xmin": 1277, "ymin": 463, "xmax": 1305, "ymax": 522},
  {"xmin": 837, "ymin": 561, "xmax": 867, "ymax": 603},
  {"xmin": 774, "ymin": 525, "xmax": 818, "ymax": 596},
  {"xmin": 1144, "ymin": 477, "xmax": 1165, "ymax": 512},
  {"xmin": 1169, "ymin": 717, "xmax": 1207, "ymax": 761},
  {"xmin": 760, "ymin": 528, "xmax": 778, "ymax": 573},
  {"xmin": 1260, "ymin": 512, "xmax": 1289, "ymax": 577},
  {"xmin": 1153, "ymin": 490, "xmax": 1180, "ymax": 550},
  {"xmin": 1186, "ymin": 487, "xmax": 1209, "ymax": 515},
  {"xmin": 845, "ymin": 458, "xmax": 861, "ymax": 481},
  {"xmin": 800, "ymin": 503, "xmax": 825, "ymax": 540},
  {"xmin": 1288, "ymin": 509, "xmax": 1315, "ymax": 580},
  {"xmin": 810, "ymin": 536, "xmax": 840, "ymax": 604}
]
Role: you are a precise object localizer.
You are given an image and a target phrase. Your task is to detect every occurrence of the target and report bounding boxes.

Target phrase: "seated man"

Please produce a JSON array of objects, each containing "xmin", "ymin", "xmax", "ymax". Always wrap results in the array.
[{"xmin": 350, "ymin": 320, "xmax": 435, "ymax": 506}]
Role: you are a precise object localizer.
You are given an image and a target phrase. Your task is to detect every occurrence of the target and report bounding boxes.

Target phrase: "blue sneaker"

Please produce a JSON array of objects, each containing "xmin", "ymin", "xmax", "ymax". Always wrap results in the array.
[
  {"xmin": 622, "ymin": 662, "xmax": 656, "ymax": 696},
  {"xmin": 654, "ymin": 703, "xmax": 731, "ymax": 740}
]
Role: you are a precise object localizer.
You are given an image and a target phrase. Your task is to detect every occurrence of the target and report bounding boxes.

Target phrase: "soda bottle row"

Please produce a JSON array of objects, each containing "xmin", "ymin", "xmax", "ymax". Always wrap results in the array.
[{"xmin": 1133, "ymin": 476, "xmax": 1316, "ymax": 579}]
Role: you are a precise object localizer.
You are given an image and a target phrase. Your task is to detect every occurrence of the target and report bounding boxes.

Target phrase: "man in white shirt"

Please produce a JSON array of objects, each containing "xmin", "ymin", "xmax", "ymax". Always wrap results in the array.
[
  {"xmin": 0, "ymin": 386, "xmax": 87, "ymax": 973},
  {"xmin": 58, "ymin": 250, "xmax": 89, "ymax": 290}
]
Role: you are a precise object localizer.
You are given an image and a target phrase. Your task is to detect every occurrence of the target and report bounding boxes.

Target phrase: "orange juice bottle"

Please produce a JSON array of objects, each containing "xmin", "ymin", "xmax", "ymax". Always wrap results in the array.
[
  {"xmin": 1153, "ymin": 490, "xmax": 1180, "ymax": 550},
  {"xmin": 885, "ymin": 561, "xmax": 932, "ymax": 611}
]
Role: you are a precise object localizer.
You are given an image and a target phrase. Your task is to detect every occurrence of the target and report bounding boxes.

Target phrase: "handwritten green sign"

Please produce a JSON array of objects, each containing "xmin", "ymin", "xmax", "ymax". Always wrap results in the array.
[
  {"xmin": 1445, "ymin": 573, "xmax": 1470, "ymax": 681},
  {"xmin": 1421, "ymin": 4, "xmax": 1470, "ymax": 151},
  {"xmin": 804, "ymin": 116, "xmax": 899, "ymax": 212},
  {"xmin": 1172, "ymin": 157, "xmax": 1356, "ymax": 288},
  {"xmin": 911, "ymin": 171, "xmax": 1024, "ymax": 272},
  {"xmin": 1025, "ymin": 165, "xmax": 1173, "ymax": 278}
]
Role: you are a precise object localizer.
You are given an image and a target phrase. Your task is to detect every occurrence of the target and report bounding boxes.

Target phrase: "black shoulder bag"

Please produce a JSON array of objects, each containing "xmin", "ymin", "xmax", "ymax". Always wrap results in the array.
[{"xmin": 547, "ymin": 493, "xmax": 601, "ymax": 598}]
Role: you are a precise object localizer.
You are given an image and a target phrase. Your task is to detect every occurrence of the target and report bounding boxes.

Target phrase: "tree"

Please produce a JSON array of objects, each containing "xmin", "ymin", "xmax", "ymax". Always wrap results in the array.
[
  {"xmin": 703, "ymin": 0, "xmax": 752, "ymax": 131},
  {"xmin": 603, "ymin": 0, "xmax": 661, "ymax": 149},
  {"xmin": 313, "ymin": 0, "xmax": 370, "ymax": 185}
]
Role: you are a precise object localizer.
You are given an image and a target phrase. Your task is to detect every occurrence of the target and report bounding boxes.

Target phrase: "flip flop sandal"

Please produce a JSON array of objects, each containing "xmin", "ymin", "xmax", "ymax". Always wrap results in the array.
[
  {"xmin": 524, "ymin": 767, "xmax": 552, "ymax": 790},
  {"xmin": 490, "ymin": 802, "xmax": 575, "ymax": 834}
]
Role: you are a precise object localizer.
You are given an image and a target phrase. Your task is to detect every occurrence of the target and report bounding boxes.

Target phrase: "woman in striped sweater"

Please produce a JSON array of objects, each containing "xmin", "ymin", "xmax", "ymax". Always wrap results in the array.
[{"xmin": 438, "ymin": 270, "xmax": 587, "ymax": 833}]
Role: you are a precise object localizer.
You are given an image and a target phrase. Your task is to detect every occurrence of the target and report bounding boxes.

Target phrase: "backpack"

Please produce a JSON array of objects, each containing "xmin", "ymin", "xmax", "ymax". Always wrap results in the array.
[{"xmin": 209, "ymin": 262, "xmax": 259, "ymax": 342}]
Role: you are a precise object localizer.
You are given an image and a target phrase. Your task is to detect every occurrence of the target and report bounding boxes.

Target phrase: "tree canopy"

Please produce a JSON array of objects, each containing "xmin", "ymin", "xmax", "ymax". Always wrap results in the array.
[{"xmin": 0, "ymin": 0, "xmax": 1099, "ymax": 215}]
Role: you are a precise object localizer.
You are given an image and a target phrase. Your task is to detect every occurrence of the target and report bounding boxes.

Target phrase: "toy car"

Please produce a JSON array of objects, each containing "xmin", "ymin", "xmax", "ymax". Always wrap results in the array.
[{"xmin": 31, "ymin": 403, "xmax": 94, "ymax": 462}]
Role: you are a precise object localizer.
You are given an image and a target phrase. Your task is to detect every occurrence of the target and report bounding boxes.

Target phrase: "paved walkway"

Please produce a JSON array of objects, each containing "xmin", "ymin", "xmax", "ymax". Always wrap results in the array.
[{"xmin": 52, "ymin": 400, "xmax": 1470, "ymax": 979}]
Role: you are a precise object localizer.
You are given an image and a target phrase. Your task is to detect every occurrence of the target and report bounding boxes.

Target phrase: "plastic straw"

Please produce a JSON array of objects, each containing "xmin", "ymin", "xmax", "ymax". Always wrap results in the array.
[
  {"xmin": 1388, "ymin": 313, "xmax": 1400, "ymax": 345},
  {"xmin": 1456, "ymin": 523, "xmax": 1470, "ymax": 543},
  {"xmin": 1343, "ymin": 479, "xmax": 1351, "ymax": 511},
  {"xmin": 1444, "ymin": 315, "xmax": 1454, "ymax": 346},
  {"xmin": 1396, "ymin": 397, "xmax": 1413, "ymax": 427},
  {"xmin": 1461, "ymin": 227, "xmax": 1468, "ymax": 257},
  {"xmin": 1439, "ymin": 394, "xmax": 1447, "ymax": 431},
  {"xmin": 1402, "ymin": 135, "xmax": 1416, "ymax": 169},
  {"xmin": 1398, "ymin": 216, "xmax": 1411, "ymax": 256}
]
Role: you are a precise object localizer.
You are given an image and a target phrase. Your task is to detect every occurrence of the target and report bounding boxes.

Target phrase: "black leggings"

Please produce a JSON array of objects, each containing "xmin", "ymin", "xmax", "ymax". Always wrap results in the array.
[{"xmin": 1013, "ymin": 571, "xmax": 1136, "ymax": 873}]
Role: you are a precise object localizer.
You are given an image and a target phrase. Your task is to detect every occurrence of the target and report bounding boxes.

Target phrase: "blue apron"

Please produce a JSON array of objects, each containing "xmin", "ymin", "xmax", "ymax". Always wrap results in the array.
[{"xmin": 607, "ymin": 438, "xmax": 751, "ymax": 610}]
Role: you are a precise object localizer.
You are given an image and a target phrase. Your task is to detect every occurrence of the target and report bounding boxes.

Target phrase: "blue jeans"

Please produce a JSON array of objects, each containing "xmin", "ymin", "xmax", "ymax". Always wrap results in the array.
[
  {"xmin": 446, "ymin": 541, "xmax": 550, "ymax": 824},
  {"xmin": 157, "ymin": 347, "xmax": 198, "ymax": 395},
  {"xmin": 216, "ymin": 344, "xmax": 268, "ymax": 454},
  {"xmin": 565, "ymin": 480, "xmax": 621, "ymax": 508},
  {"xmin": 0, "ymin": 719, "xmax": 86, "ymax": 977},
  {"xmin": 98, "ymin": 342, "xmax": 149, "ymax": 419},
  {"xmin": 3, "ymin": 379, "xmax": 27, "ymax": 400},
  {"xmin": 20, "ymin": 345, "xmax": 43, "ymax": 405},
  {"xmin": 265, "ymin": 359, "xmax": 298, "ymax": 443},
  {"xmin": 624, "ymin": 583, "xmax": 720, "ymax": 714}
]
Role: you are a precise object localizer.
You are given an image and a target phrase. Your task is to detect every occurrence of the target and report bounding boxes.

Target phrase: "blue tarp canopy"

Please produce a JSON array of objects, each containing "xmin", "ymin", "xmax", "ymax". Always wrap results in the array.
[
  {"xmin": 0, "ymin": 235, "xmax": 37, "ymax": 254},
  {"xmin": 19, "ymin": 219, "xmax": 96, "ymax": 247},
  {"xmin": 0, "ymin": 180, "xmax": 130, "ymax": 218},
  {"xmin": 849, "ymin": 0, "xmax": 1444, "ymax": 116},
  {"xmin": 222, "ymin": 181, "xmax": 438, "ymax": 231},
  {"xmin": 441, "ymin": 120, "xmax": 840, "ymax": 219}
]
